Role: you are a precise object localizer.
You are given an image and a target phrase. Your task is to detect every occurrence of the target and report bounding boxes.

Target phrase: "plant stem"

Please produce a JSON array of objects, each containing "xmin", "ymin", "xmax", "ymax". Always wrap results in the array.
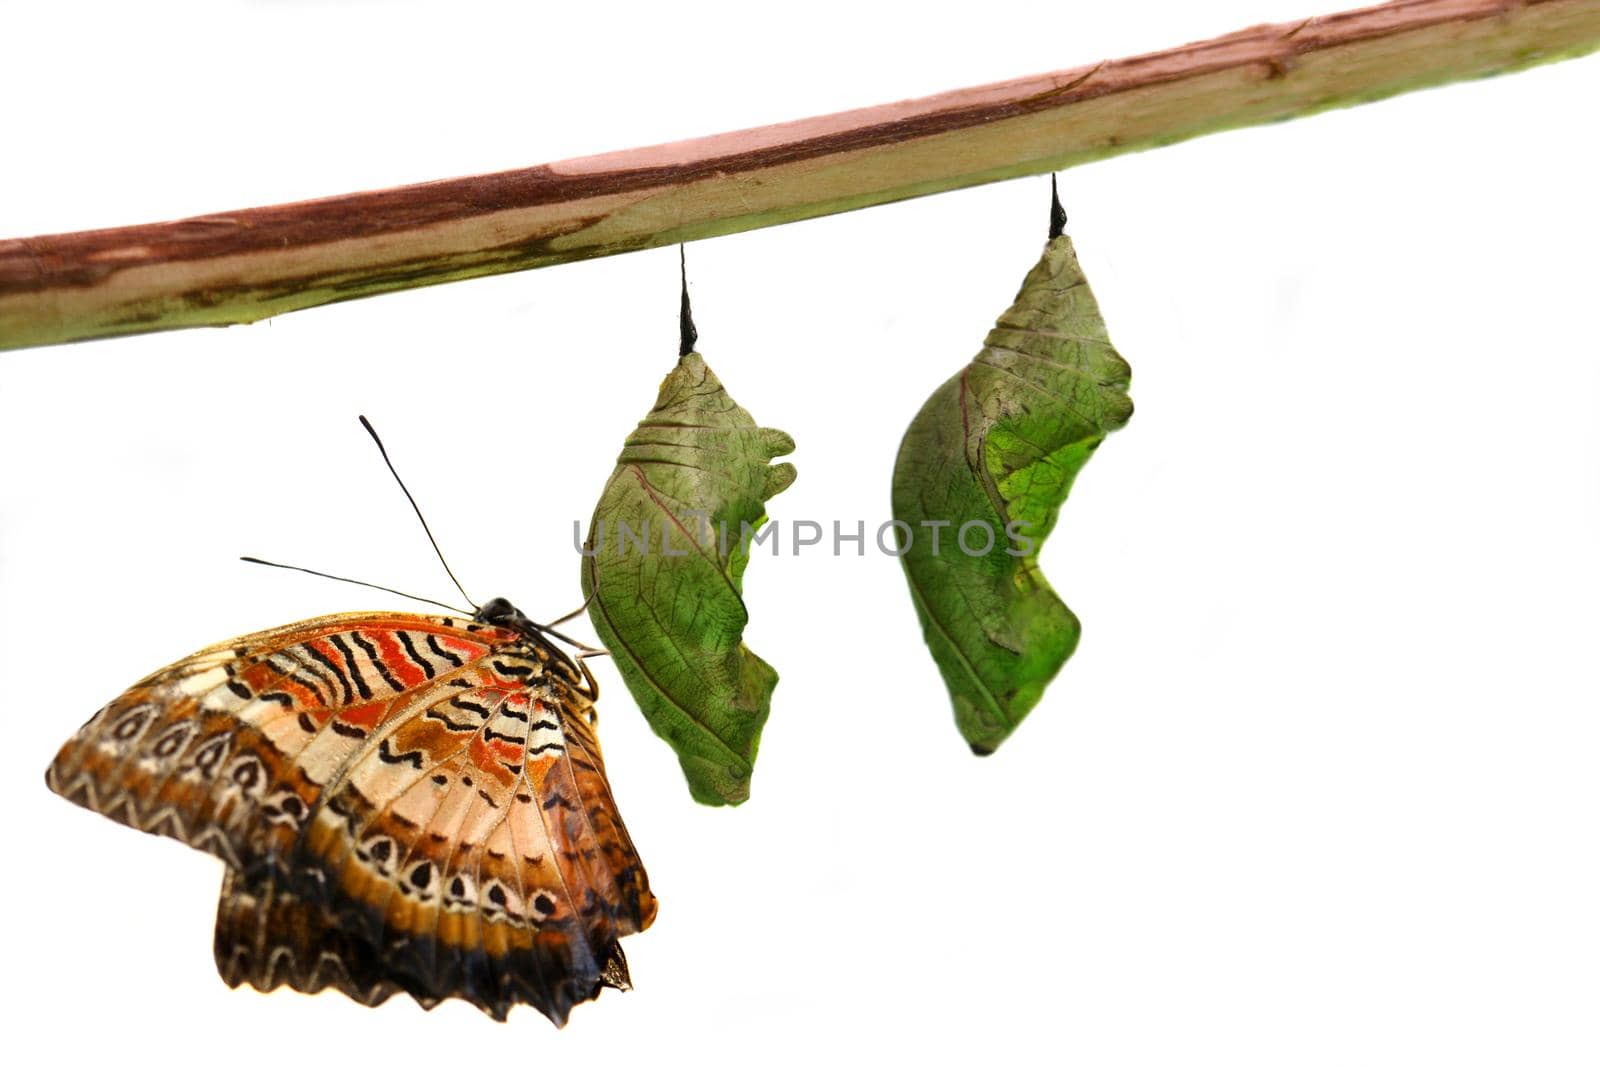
[{"xmin": 2, "ymin": 0, "xmax": 1596, "ymax": 352}]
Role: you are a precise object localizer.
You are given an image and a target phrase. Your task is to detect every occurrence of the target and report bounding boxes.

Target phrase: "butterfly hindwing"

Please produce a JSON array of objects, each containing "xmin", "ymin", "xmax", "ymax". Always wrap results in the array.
[
  {"xmin": 213, "ymin": 866, "xmax": 634, "ymax": 1016},
  {"xmin": 293, "ymin": 653, "xmax": 655, "ymax": 1020},
  {"xmin": 215, "ymin": 864, "xmax": 405, "ymax": 1009},
  {"xmin": 47, "ymin": 610, "xmax": 656, "ymax": 1024}
]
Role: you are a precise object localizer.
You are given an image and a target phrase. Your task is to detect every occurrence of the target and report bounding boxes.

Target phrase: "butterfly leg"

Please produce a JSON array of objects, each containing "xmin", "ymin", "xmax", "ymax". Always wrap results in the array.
[
  {"xmin": 542, "ymin": 590, "xmax": 598, "ymax": 630},
  {"xmin": 574, "ymin": 650, "xmax": 610, "ymax": 711}
]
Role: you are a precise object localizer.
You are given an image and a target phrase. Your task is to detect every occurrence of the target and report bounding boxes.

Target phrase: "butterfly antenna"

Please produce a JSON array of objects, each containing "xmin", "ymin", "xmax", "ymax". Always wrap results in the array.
[
  {"xmin": 358, "ymin": 415, "xmax": 478, "ymax": 611},
  {"xmin": 239, "ymin": 557, "xmax": 472, "ymax": 615}
]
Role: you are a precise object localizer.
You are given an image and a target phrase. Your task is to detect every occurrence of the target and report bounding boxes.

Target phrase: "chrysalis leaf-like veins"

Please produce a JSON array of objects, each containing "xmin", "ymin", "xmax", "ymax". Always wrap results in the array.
[
  {"xmin": 892, "ymin": 233, "xmax": 1132, "ymax": 753},
  {"xmin": 582, "ymin": 353, "xmax": 795, "ymax": 805}
]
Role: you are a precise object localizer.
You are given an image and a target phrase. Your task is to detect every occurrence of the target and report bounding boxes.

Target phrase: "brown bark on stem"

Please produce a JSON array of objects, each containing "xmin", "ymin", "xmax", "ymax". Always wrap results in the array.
[{"xmin": 2, "ymin": 0, "xmax": 1596, "ymax": 352}]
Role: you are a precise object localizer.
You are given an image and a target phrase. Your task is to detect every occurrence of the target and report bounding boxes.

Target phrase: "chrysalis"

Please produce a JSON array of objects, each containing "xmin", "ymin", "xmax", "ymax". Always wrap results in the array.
[
  {"xmin": 892, "ymin": 181, "xmax": 1133, "ymax": 754},
  {"xmin": 581, "ymin": 255, "xmax": 795, "ymax": 805}
]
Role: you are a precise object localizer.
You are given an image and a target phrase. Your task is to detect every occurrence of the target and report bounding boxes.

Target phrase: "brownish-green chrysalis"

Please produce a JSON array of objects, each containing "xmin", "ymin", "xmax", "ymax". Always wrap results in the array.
[
  {"xmin": 892, "ymin": 181, "xmax": 1133, "ymax": 754},
  {"xmin": 581, "ymin": 260, "xmax": 795, "ymax": 805}
]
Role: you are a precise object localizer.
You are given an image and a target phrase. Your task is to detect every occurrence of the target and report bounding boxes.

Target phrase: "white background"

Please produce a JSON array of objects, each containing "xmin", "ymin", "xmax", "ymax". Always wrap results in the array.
[{"xmin": 2, "ymin": 1, "xmax": 1597, "ymax": 1062}]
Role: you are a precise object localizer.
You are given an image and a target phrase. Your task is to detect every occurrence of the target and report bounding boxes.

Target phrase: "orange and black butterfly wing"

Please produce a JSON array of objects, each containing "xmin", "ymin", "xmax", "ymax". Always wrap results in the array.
[
  {"xmin": 282, "ymin": 631, "xmax": 656, "ymax": 1021},
  {"xmin": 213, "ymin": 866, "xmax": 634, "ymax": 1010},
  {"xmin": 47, "ymin": 611, "xmax": 656, "ymax": 1024},
  {"xmin": 214, "ymin": 864, "xmax": 404, "ymax": 1008},
  {"xmin": 48, "ymin": 612, "xmax": 498, "ymax": 870}
]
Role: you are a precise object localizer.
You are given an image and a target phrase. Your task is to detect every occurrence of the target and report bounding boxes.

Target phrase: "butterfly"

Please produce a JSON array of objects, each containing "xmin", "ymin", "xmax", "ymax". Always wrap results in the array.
[{"xmin": 44, "ymin": 420, "xmax": 656, "ymax": 1025}]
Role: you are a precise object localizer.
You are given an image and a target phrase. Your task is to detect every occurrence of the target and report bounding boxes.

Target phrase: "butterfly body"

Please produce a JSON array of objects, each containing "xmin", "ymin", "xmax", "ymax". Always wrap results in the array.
[{"xmin": 47, "ymin": 599, "xmax": 655, "ymax": 1024}]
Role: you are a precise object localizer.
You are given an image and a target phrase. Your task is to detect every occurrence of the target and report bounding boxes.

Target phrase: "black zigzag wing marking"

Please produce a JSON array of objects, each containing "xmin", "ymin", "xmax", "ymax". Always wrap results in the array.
[
  {"xmin": 395, "ymin": 630, "xmax": 437, "ymax": 679},
  {"xmin": 302, "ymin": 641, "xmax": 356, "ymax": 704},
  {"xmin": 377, "ymin": 738, "xmax": 424, "ymax": 768},
  {"xmin": 325, "ymin": 634, "xmax": 375, "ymax": 701},
  {"xmin": 214, "ymin": 866, "xmax": 410, "ymax": 1009},
  {"xmin": 215, "ymin": 862, "xmax": 633, "ymax": 1024}
]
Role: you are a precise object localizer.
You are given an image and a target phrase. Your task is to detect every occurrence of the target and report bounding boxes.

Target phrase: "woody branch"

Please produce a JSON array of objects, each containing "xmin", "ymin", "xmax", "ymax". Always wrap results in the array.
[{"xmin": 1, "ymin": 0, "xmax": 1596, "ymax": 352}]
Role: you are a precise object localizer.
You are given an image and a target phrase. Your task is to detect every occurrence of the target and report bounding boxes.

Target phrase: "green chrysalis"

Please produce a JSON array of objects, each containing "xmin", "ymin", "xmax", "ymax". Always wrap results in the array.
[
  {"xmin": 582, "ymin": 272, "xmax": 795, "ymax": 805},
  {"xmin": 892, "ymin": 185, "xmax": 1133, "ymax": 753}
]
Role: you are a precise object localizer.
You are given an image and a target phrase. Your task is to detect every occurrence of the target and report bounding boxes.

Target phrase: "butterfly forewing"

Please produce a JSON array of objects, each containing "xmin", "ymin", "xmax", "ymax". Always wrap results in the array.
[{"xmin": 47, "ymin": 611, "xmax": 656, "ymax": 1024}]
